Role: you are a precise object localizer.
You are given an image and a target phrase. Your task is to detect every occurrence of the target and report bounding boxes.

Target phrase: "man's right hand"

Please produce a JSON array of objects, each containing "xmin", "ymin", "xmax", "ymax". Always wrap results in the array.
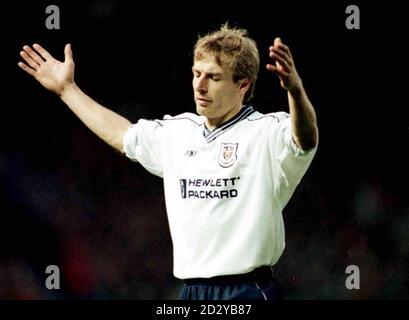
[{"xmin": 18, "ymin": 43, "xmax": 75, "ymax": 96}]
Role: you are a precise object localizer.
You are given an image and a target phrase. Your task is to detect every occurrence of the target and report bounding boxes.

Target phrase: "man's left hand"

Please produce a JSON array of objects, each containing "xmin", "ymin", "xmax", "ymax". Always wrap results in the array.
[{"xmin": 266, "ymin": 38, "xmax": 303, "ymax": 95}]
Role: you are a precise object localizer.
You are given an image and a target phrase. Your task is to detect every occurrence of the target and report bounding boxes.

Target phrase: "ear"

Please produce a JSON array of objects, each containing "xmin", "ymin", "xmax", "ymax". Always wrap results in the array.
[{"xmin": 239, "ymin": 79, "xmax": 251, "ymax": 94}]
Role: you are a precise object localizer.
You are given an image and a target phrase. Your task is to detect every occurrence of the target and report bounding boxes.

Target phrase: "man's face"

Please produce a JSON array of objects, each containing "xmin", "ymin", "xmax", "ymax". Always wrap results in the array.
[{"xmin": 192, "ymin": 54, "xmax": 246, "ymax": 128}]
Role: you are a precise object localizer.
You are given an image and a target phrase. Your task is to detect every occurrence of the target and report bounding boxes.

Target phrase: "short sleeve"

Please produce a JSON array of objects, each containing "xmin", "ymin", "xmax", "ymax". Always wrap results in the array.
[
  {"xmin": 123, "ymin": 119, "xmax": 166, "ymax": 178},
  {"xmin": 269, "ymin": 114, "xmax": 318, "ymax": 209}
]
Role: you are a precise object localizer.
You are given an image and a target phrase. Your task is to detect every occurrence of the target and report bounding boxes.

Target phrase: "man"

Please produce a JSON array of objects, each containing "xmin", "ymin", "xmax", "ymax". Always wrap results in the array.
[{"xmin": 18, "ymin": 24, "xmax": 318, "ymax": 300}]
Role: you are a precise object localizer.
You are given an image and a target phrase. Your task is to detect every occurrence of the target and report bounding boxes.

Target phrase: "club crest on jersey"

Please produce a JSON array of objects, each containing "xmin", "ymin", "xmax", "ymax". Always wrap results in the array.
[{"xmin": 218, "ymin": 143, "xmax": 238, "ymax": 168}]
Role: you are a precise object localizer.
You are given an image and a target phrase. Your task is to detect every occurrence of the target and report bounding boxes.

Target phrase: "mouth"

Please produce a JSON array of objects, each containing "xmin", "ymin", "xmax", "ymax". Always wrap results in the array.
[{"xmin": 196, "ymin": 97, "xmax": 212, "ymax": 107}]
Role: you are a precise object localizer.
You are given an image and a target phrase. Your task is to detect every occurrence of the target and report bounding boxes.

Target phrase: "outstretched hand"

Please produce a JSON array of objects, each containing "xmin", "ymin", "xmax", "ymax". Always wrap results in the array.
[
  {"xmin": 266, "ymin": 38, "xmax": 303, "ymax": 94},
  {"xmin": 18, "ymin": 43, "xmax": 75, "ymax": 96}
]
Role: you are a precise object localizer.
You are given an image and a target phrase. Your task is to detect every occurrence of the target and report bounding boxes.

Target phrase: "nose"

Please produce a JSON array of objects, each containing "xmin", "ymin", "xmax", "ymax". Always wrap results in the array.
[{"xmin": 194, "ymin": 75, "xmax": 208, "ymax": 94}]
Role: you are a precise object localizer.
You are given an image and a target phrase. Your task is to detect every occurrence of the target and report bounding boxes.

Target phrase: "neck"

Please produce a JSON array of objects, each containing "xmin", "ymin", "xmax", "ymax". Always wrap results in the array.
[{"xmin": 205, "ymin": 104, "xmax": 243, "ymax": 130}]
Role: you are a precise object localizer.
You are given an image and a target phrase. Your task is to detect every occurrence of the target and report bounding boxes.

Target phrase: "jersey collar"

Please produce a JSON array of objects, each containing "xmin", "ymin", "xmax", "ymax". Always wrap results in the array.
[{"xmin": 203, "ymin": 105, "xmax": 255, "ymax": 143}]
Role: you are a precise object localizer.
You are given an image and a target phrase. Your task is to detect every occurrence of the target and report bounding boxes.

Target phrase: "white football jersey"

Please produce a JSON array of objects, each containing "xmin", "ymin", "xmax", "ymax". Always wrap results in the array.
[{"xmin": 123, "ymin": 105, "xmax": 317, "ymax": 279}]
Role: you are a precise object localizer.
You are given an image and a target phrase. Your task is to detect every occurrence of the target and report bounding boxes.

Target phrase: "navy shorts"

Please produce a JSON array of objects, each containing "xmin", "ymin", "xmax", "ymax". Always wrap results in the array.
[{"xmin": 179, "ymin": 266, "xmax": 285, "ymax": 300}]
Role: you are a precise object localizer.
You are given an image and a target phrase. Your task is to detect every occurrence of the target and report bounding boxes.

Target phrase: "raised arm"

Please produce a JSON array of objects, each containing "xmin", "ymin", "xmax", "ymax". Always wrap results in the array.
[
  {"xmin": 18, "ymin": 43, "xmax": 131, "ymax": 153},
  {"xmin": 266, "ymin": 38, "xmax": 318, "ymax": 151}
]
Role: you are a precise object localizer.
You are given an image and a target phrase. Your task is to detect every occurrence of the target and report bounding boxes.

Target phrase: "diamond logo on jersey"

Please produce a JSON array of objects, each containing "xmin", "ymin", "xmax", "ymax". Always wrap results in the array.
[{"xmin": 218, "ymin": 143, "xmax": 238, "ymax": 168}]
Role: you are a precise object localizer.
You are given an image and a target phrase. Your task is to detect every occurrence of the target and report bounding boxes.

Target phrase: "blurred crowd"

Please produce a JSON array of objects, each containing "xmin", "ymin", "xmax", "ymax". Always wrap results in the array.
[{"xmin": 1, "ymin": 127, "xmax": 179, "ymax": 299}]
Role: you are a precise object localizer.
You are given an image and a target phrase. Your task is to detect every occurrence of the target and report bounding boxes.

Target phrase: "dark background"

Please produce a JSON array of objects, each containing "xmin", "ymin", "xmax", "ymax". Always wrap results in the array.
[{"xmin": 1, "ymin": 0, "xmax": 408, "ymax": 299}]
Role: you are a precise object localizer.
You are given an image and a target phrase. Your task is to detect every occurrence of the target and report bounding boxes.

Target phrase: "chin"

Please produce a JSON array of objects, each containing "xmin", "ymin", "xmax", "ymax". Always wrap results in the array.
[{"xmin": 196, "ymin": 105, "xmax": 207, "ymax": 116}]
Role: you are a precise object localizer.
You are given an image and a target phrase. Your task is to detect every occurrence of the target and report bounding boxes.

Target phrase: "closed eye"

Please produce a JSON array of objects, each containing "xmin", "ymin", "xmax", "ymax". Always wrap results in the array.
[
  {"xmin": 192, "ymin": 68, "xmax": 222, "ymax": 81},
  {"xmin": 192, "ymin": 68, "xmax": 200, "ymax": 78}
]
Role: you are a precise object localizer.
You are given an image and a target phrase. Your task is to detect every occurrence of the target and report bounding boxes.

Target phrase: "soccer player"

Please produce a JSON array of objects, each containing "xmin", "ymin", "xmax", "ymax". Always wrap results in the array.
[{"xmin": 18, "ymin": 24, "xmax": 318, "ymax": 300}]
